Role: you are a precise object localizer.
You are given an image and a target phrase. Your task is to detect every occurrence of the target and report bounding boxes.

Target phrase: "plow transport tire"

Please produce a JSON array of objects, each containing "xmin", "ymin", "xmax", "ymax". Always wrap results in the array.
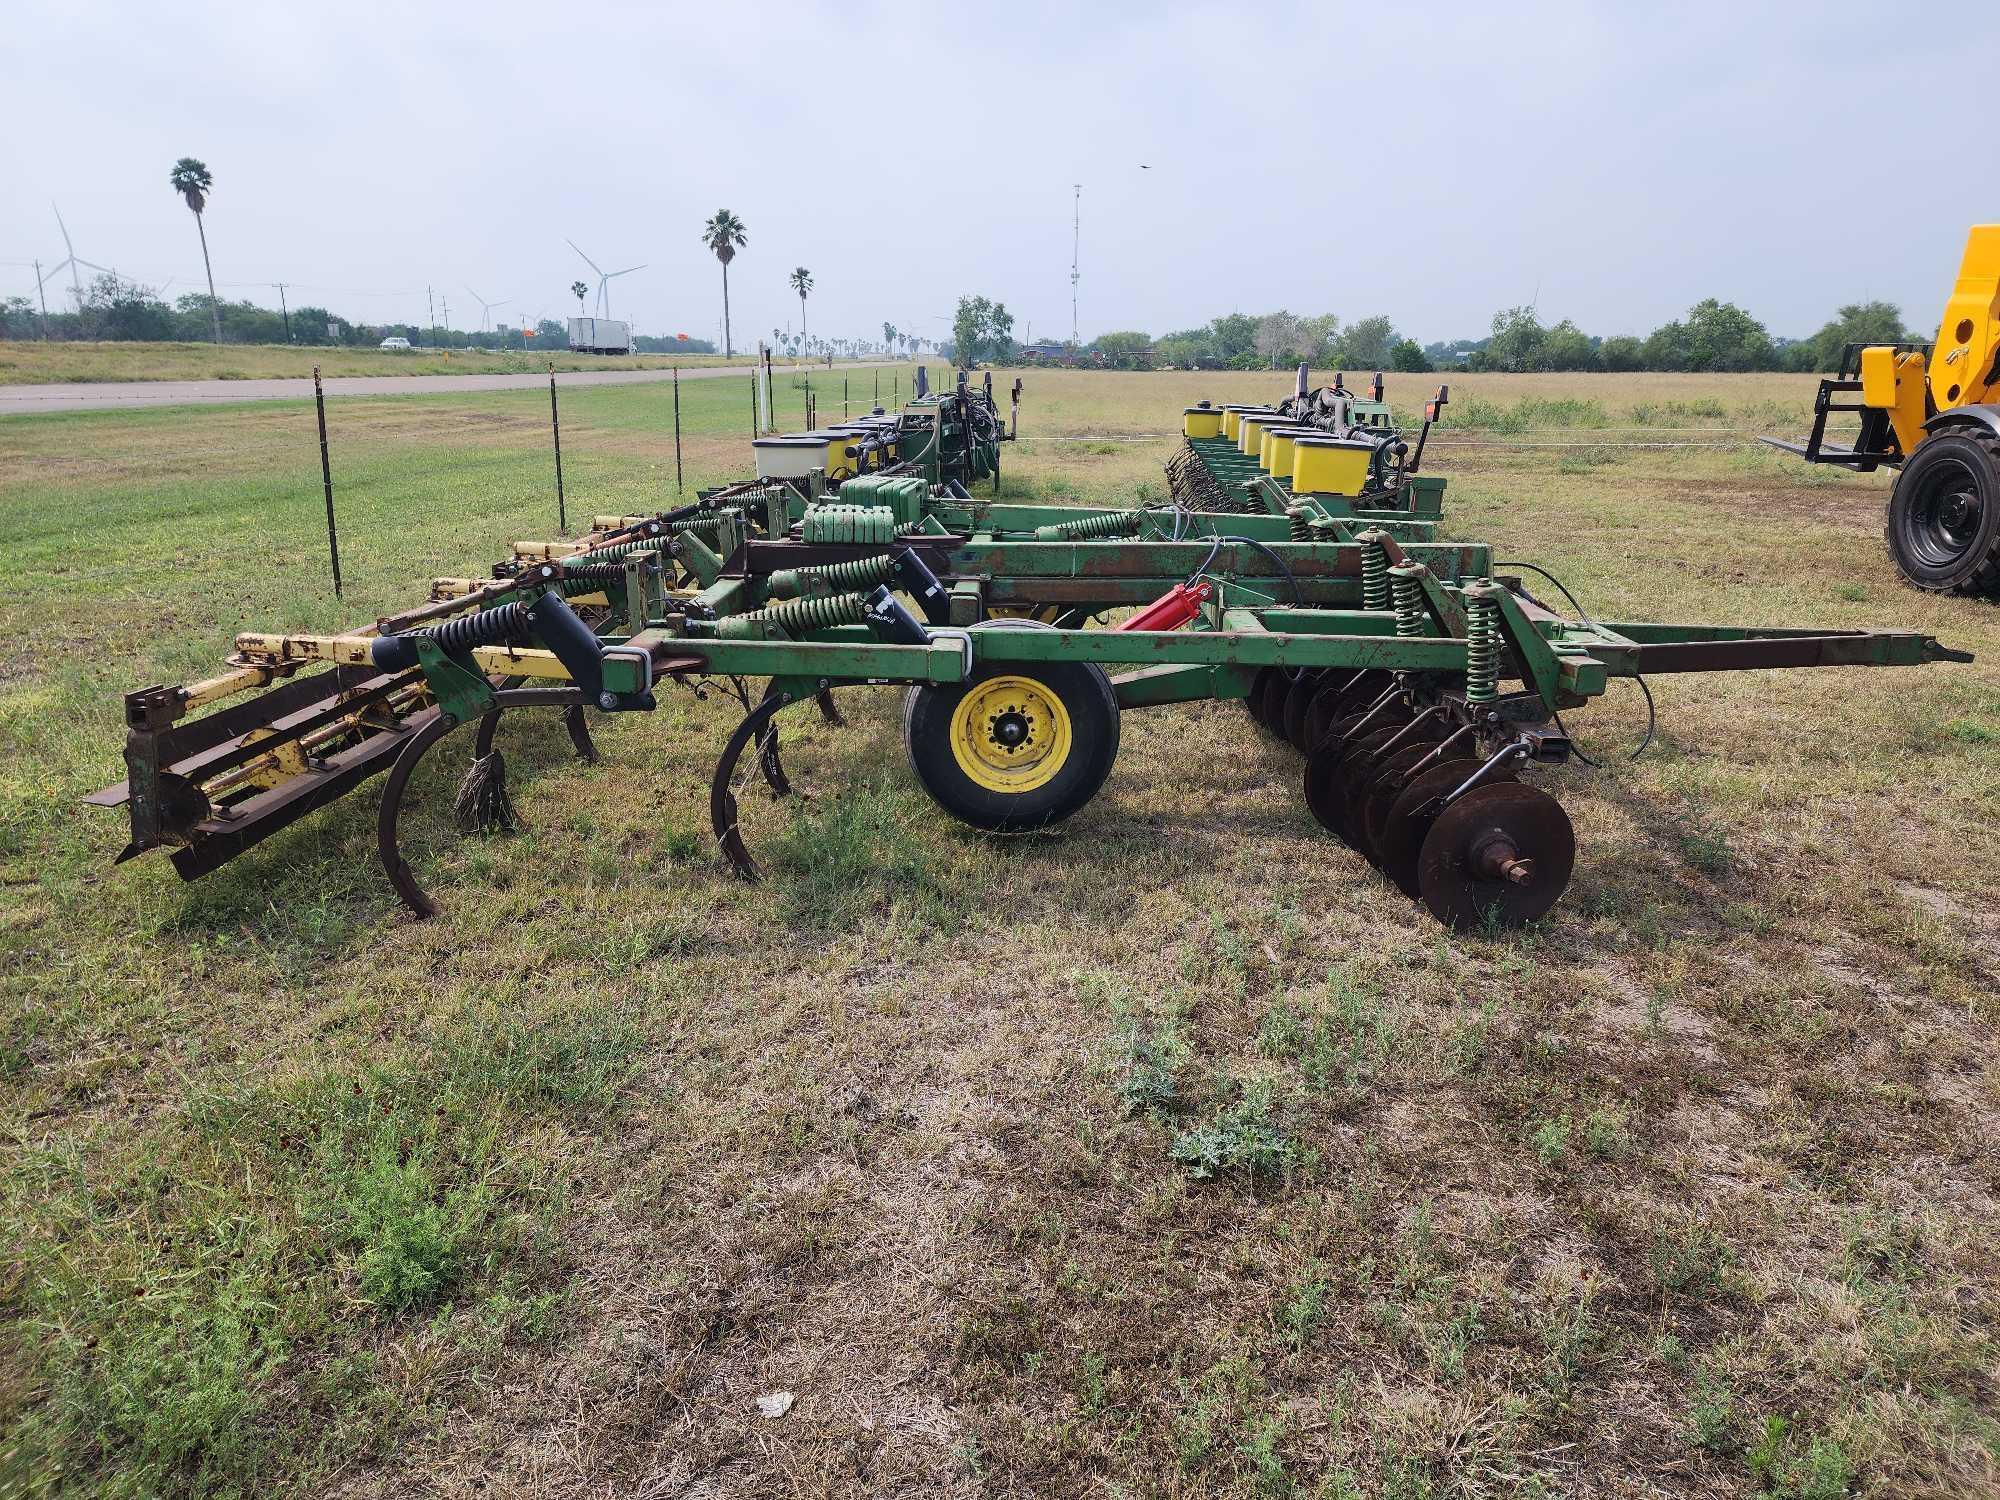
[
  {"xmin": 903, "ymin": 621, "xmax": 1120, "ymax": 832},
  {"xmin": 1886, "ymin": 426, "xmax": 2000, "ymax": 598}
]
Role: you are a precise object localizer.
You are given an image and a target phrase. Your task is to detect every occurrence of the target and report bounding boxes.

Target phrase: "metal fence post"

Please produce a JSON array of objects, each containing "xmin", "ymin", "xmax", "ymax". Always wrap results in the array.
[
  {"xmin": 313, "ymin": 366, "xmax": 342, "ymax": 596},
  {"xmin": 548, "ymin": 362, "xmax": 566, "ymax": 533},
  {"xmin": 673, "ymin": 366, "xmax": 684, "ymax": 492}
]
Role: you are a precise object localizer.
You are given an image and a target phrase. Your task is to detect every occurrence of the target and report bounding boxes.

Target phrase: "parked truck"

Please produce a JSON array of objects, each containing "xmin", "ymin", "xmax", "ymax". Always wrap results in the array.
[{"xmin": 567, "ymin": 317, "xmax": 634, "ymax": 355}]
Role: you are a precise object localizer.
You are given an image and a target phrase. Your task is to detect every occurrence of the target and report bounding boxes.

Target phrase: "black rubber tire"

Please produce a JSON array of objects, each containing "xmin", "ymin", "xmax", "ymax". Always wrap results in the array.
[
  {"xmin": 1885, "ymin": 425, "xmax": 2000, "ymax": 598},
  {"xmin": 902, "ymin": 620, "xmax": 1121, "ymax": 832}
]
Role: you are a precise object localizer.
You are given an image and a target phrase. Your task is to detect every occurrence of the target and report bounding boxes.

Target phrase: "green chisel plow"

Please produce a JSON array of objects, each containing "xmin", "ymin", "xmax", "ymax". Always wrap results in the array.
[{"xmin": 92, "ymin": 383, "xmax": 1972, "ymax": 930}]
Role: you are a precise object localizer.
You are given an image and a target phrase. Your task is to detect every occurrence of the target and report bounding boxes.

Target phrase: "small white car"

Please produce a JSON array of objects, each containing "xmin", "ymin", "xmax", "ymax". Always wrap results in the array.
[{"xmin": 379, "ymin": 336, "xmax": 412, "ymax": 351}]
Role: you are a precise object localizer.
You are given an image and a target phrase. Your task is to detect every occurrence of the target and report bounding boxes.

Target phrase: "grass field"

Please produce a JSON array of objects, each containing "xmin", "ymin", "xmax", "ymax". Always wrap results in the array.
[
  {"xmin": 1, "ymin": 367, "xmax": 1996, "ymax": 1499},
  {"xmin": 0, "ymin": 339, "xmax": 880, "ymax": 385}
]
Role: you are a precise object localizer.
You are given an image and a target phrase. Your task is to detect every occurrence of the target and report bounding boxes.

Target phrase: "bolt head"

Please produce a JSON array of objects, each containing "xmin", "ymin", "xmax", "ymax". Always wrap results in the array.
[{"xmin": 597, "ymin": 692, "xmax": 618, "ymax": 711}]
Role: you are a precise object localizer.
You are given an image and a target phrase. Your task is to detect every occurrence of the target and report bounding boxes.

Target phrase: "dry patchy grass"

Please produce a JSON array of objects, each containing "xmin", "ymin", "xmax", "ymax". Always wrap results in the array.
[{"xmin": 1, "ymin": 370, "xmax": 1996, "ymax": 1499}]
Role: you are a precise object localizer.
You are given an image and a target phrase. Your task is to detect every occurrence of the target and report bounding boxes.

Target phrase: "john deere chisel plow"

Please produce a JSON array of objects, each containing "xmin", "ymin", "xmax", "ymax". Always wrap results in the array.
[{"xmin": 92, "ymin": 388, "xmax": 1971, "ymax": 930}]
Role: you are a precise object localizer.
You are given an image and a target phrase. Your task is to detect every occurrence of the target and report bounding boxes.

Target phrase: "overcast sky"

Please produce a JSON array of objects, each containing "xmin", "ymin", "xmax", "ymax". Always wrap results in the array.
[{"xmin": 1, "ymin": 2, "xmax": 1980, "ymax": 347}]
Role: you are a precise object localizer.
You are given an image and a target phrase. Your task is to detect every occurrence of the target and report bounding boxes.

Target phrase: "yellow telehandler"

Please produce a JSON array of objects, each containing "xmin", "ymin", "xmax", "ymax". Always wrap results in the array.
[{"xmin": 1766, "ymin": 224, "xmax": 2000, "ymax": 596}]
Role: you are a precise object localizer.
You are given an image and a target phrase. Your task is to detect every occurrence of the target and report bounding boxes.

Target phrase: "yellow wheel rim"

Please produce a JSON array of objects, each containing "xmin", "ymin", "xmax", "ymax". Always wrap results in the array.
[{"xmin": 949, "ymin": 675, "xmax": 1072, "ymax": 794}]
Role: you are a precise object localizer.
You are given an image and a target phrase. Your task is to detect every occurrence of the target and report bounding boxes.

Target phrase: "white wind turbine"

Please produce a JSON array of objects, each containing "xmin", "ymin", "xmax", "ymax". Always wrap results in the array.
[
  {"xmin": 42, "ymin": 203, "xmax": 117, "ymax": 307},
  {"xmin": 566, "ymin": 239, "xmax": 645, "ymax": 318},
  {"xmin": 464, "ymin": 285, "xmax": 510, "ymax": 333}
]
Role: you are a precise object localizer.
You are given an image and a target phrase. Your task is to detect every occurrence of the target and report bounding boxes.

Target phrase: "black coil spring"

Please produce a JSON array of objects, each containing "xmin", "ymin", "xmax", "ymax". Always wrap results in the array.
[
  {"xmin": 558, "ymin": 563, "xmax": 632, "ymax": 588},
  {"xmin": 420, "ymin": 602, "xmax": 531, "ymax": 654},
  {"xmin": 1285, "ymin": 507, "xmax": 1313, "ymax": 542}
]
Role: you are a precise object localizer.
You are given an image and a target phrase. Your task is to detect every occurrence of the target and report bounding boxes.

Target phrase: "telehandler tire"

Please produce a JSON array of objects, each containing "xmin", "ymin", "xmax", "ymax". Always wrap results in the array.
[{"xmin": 1885, "ymin": 425, "xmax": 2000, "ymax": 598}]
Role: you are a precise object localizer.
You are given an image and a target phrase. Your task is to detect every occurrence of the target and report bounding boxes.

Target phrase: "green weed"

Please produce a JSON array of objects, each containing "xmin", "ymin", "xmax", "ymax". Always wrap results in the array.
[{"xmin": 1170, "ymin": 1081, "xmax": 1296, "ymax": 1180}]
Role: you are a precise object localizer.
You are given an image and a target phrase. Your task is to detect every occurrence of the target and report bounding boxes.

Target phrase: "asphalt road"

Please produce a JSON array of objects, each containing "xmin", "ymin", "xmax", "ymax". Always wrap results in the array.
[{"xmin": 0, "ymin": 361, "xmax": 900, "ymax": 415}]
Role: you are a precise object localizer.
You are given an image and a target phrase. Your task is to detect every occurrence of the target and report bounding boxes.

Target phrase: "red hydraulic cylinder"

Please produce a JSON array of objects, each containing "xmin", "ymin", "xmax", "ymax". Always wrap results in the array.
[{"xmin": 1116, "ymin": 579, "xmax": 1213, "ymax": 632}]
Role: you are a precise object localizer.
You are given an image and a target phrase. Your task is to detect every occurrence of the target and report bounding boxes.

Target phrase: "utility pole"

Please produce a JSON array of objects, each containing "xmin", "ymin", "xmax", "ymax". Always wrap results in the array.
[
  {"xmin": 441, "ymin": 296, "xmax": 450, "ymax": 348},
  {"xmin": 33, "ymin": 259, "xmax": 48, "ymax": 340},
  {"xmin": 1070, "ymin": 183, "xmax": 1081, "ymax": 349},
  {"xmin": 275, "ymin": 282, "xmax": 291, "ymax": 343},
  {"xmin": 427, "ymin": 286, "xmax": 436, "ymax": 349}
]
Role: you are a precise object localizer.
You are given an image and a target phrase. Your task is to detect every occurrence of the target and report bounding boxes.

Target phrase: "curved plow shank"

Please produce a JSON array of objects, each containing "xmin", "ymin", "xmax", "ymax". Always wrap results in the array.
[
  {"xmin": 378, "ymin": 688, "xmax": 586, "ymax": 918},
  {"xmin": 710, "ymin": 691, "xmax": 794, "ymax": 881}
]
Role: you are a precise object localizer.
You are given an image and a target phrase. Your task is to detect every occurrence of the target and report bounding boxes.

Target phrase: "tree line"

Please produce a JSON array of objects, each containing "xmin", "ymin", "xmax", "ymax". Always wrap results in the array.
[
  {"xmin": 994, "ymin": 298, "xmax": 1915, "ymax": 374},
  {"xmin": 0, "ymin": 275, "xmax": 718, "ymax": 353}
]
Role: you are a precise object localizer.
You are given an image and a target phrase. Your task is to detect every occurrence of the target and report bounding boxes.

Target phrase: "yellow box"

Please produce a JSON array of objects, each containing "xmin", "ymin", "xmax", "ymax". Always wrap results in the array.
[
  {"xmin": 1292, "ymin": 434, "xmax": 1376, "ymax": 495},
  {"xmin": 1238, "ymin": 411, "xmax": 1281, "ymax": 455},
  {"xmin": 1183, "ymin": 405, "xmax": 1224, "ymax": 439},
  {"xmin": 1263, "ymin": 426, "xmax": 1313, "ymax": 475}
]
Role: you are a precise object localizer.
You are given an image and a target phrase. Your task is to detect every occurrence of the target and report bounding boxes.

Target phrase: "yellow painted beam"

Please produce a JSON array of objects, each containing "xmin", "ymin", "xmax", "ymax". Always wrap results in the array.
[{"xmin": 231, "ymin": 633, "xmax": 575, "ymax": 680}]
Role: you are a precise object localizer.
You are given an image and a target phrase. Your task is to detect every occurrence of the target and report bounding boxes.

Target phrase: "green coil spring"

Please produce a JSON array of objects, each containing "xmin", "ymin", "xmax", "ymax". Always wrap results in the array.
[
  {"xmin": 1390, "ymin": 567, "xmax": 1426, "ymax": 638},
  {"xmin": 669, "ymin": 513, "xmax": 725, "ymax": 539},
  {"xmin": 729, "ymin": 589, "xmax": 869, "ymax": 637},
  {"xmin": 770, "ymin": 551, "xmax": 895, "ymax": 599},
  {"xmin": 1035, "ymin": 509, "xmax": 1143, "ymax": 541},
  {"xmin": 575, "ymin": 531, "xmax": 673, "ymax": 564},
  {"xmin": 1464, "ymin": 593, "xmax": 1500, "ymax": 703},
  {"xmin": 1361, "ymin": 537, "xmax": 1391, "ymax": 612}
]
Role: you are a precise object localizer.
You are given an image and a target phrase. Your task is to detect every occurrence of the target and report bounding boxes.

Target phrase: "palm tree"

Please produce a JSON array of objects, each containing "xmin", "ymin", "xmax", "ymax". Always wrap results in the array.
[
  {"xmin": 571, "ymin": 281, "xmax": 589, "ymax": 315},
  {"xmin": 789, "ymin": 266, "xmax": 812, "ymax": 340},
  {"xmin": 701, "ymin": 210, "xmax": 747, "ymax": 356},
  {"xmin": 169, "ymin": 158, "xmax": 221, "ymax": 345},
  {"xmin": 883, "ymin": 321, "xmax": 897, "ymax": 351}
]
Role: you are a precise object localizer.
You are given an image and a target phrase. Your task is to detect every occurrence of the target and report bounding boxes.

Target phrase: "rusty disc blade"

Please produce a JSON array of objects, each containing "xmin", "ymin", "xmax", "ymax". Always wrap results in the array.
[
  {"xmin": 1304, "ymin": 669, "xmax": 1391, "ymax": 752},
  {"xmin": 1326, "ymin": 728, "xmax": 1406, "ymax": 848},
  {"xmin": 1355, "ymin": 742, "xmax": 1449, "ymax": 865},
  {"xmin": 1340, "ymin": 733, "xmax": 1441, "ymax": 854},
  {"xmin": 1417, "ymin": 781, "xmax": 1575, "ymax": 930},
  {"xmin": 1377, "ymin": 758, "xmax": 1500, "ymax": 899},
  {"xmin": 1282, "ymin": 670, "xmax": 1327, "ymax": 751},
  {"xmin": 1259, "ymin": 668, "xmax": 1298, "ymax": 740},
  {"xmin": 1245, "ymin": 666, "xmax": 1280, "ymax": 732}
]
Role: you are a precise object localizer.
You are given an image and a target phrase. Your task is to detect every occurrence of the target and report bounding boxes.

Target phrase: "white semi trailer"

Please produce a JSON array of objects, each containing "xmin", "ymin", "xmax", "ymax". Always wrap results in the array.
[{"xmin": 567, "ymin": 317, "xmax": 634, "ymax": 355}]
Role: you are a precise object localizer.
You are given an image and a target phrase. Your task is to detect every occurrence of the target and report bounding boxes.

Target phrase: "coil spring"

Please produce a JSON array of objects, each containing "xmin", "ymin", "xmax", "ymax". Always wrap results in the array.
[
  {"xmin": 1362, "ymin": 538, "xmax": 1391, "ymax": 612},
  {"xmin": 739, "ymin": 590, "xmax": 869, "ymax": 636},
  {"xmin": 577, "ymin": 533, "xmax": 662, "ymax": 563},
  {"xmin": 1465, "ymin": 593, "xmax": 1500, "ymax": 703},
  {"xmin": 1391, "ymin": 568, "xmax": 1426, "ymax": 638},
  {"xmin": 778, "ymin": 551, "xmax": 896, "ymax": 597},
  {"xmin": 419, "ymin": 601, "xmax": 531, "ymax": 654},
  {"xmin": 557, "ymin": 562, "xmax": 632, "ymax": 589},
  {"xmin": 1046, "ymin": 509, "xmax": 1143, "ymax": 540},
  {"xmin": 670, "ymin": 513, "xmax": 725, "ymax": 539},
  {"xmin": 1285, "ymin": 507, "xmax": 1313, "ymax": 542}
]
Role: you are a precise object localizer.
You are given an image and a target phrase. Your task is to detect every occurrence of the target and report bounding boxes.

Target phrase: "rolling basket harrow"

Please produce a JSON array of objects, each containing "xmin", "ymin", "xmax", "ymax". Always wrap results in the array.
[{"xmin": 91, "ymin": 375, "xmax": 1972, "ymax": 930}]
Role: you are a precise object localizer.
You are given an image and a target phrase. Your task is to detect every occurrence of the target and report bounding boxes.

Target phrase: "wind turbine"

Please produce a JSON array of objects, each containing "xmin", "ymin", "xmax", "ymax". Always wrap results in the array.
[
  {"xmin": 42, "ymin": 203, "xmax": 116, "ymax": 308},
  {"xmin": 463, "ymin": 285, "xmax": 510, "ymax": 333},
  {"xmin": 565, "ymin": 239, "xmax": 645, "ymax": 318}
]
